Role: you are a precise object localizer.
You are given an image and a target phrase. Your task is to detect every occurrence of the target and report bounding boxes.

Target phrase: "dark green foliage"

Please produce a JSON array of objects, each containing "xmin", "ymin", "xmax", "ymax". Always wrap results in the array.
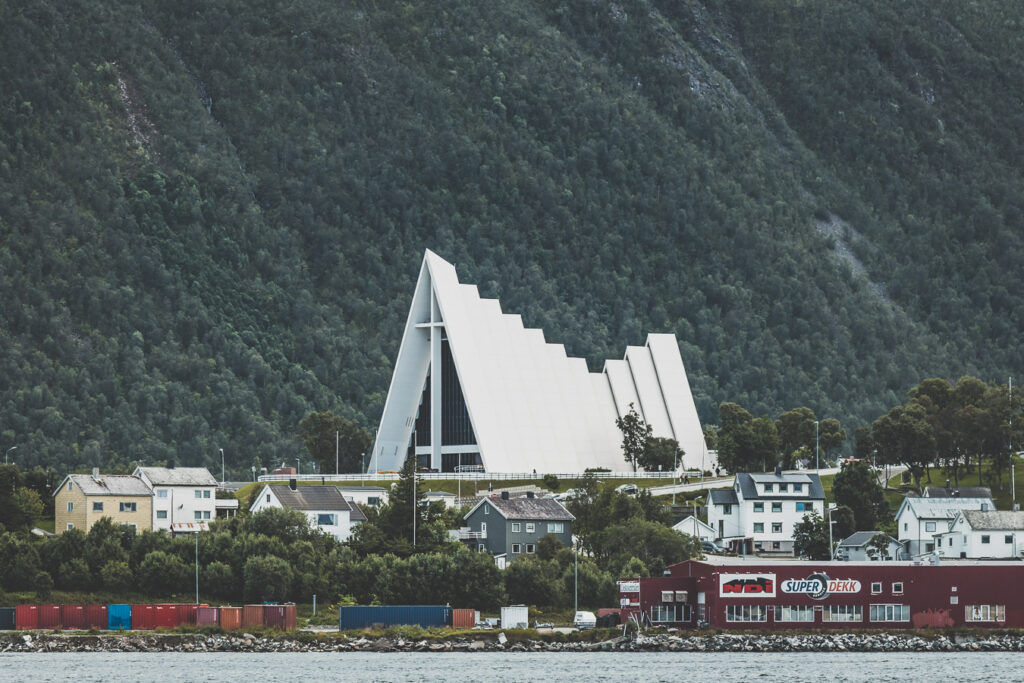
[
  {"xmin": 0, "ymin": 0, "xmax": 1022, "ymax": 480},
  {"xmin": 832, "ymin": 460, "xmax": 888, "ymax": 531},
  {"xmin": 616, "ymin": 404, "xmax": 652, "ymax": 472},
  {"xmin": 137, "ymin": 550, "xmax": 190, "ymax": 597},
  {"xmin": 243, "ymin": 554, "xmax": 293, "ymax": 603},
  {"xmin": 793, "ymin": 511, "xmax": 830, "ymax": 560},
  {"xmin": 298, "ymin": 412, "xmax": 373, "ymax": 475}
]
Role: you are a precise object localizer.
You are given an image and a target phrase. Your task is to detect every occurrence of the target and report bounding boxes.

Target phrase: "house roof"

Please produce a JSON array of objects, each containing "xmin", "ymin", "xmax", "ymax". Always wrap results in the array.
[
  {"xmin": 960, "ymin": 510, "xmax": 1024, "ymax": 531},
  {"xmin": 266, "ymin": 485, "xmax": 356, "ymax": 512},
  {"xmin": 709, "ymin": 489, "xmax": 739, "ymax": 506},
  {"xmin": 737, "ymin": 472, "xmax": 825, "ymax": 500},
  {"xmin": 895, "ymin": 497, "xmax": 995, "ymax": 520},
  {"xmin": 924, "ymin": 486, "xmax": 993, "ymax": 499},
  {"xmin": 336, "ymin": 486, "xmax": 388, "ymax": 492},
  {"xmin": 839, "ymin": 531, "xmax": 899, "ymax": 548},
  {"xmin": 346, "ymin": 500, "xmax": 368, "ymax": 522},
  {"xmin": 59, "ymin": 474, "xmax": 152, "ymax": 497},
  {"xmin": 466, "ymin": 495, "xmax": 575, "ymax": 521},
  {"xmin": 672, "ymin": 515, "xmax": 715, "ymax": 535},
  {"xmin": 135, "ymin": 466, "xmax": 218, "ymax": 486}
]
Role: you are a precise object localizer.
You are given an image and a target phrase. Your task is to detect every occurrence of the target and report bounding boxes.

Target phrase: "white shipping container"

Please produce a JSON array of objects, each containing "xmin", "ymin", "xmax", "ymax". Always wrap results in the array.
[{"xmin": 501, "ymin": 605, "xmax": 529, "ymax": 629}]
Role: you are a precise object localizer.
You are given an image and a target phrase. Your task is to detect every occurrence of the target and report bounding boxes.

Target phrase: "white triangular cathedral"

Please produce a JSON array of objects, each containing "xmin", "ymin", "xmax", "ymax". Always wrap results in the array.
[{"xmin": 370, "ymin": 250, "xmax": 711, "ymax": 474}]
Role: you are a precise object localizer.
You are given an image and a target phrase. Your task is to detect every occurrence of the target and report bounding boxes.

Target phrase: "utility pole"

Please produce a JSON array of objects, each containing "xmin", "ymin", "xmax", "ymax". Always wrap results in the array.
[
  {"xmin": 219, "ymin": 448, "xmax": 225, "ymax": 484},
  {"xmin": 4, "ymin": 446, "xmax": 15, "ymax": 465},
  {"xmin": 1011, "ymin": 377, "xmax": 1015, "ymax": 507},
  {"xmin": 335, "ymin": 431, "xmax": 339, "ymax": 476},
  {"xmin": 194, "ymin": 532, "xmax": 199, "ymax": 604},
  {"xmin": 815, "ymin": 421, "xmax": 820, "ymax": 471},
  {"xmin": 412, "ymin": 469, "xmax": 417, "ymax": 547}
]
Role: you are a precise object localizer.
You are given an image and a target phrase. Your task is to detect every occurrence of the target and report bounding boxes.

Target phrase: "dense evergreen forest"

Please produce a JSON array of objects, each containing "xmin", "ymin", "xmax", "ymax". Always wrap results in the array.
[{"xmin": 1, "ymin": 0, "xmax": 1022, "ymax": 477}]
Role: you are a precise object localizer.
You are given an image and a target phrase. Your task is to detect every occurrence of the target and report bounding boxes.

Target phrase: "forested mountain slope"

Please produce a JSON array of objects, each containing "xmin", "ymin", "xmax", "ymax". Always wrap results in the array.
[{"xmin": 1, "ymin": 0, "xmax": 1021, "ymax": 475}]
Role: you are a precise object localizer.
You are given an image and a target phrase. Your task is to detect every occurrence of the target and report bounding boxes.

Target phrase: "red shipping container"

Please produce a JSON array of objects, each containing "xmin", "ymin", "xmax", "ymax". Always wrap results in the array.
[
  {"xmin": 132, "ymin": 604, "xmax": 156, "ymax": 630},
  {"xmin": 38, "ymin": 605, "xmax": 61, "ymax": 629},
  {"xmin": 219, "ymin": 607, "xmax": 242, "ymax": 630},
  {"xmin": 178, "ymin": 604, "xmax": 199, "ymax": 626},
  {"xmin": 452, "ymin": 609, "xmax": 476, "ymax": 629},
  {"xmin": 197, "ymin": 606, "xmax": 219, "ymax": 626},
  {"xmin": 84, "ymin": 605, "xmax": 108, "ymax": 629},
  {"xmin": 264, "ymin": 604, "xmax": 296, "ymax": 631},
  {"xmin": 15, "ymin": 605, "xmax": 39, "ymax": 630},
  {"xmin": 154, "ymin": 604, "xmax": 180, "ymax": 629},
  {"xmin": 242, "ymin": 604, "xmax": 264, "ymax": 628},
  {"xmin": 60, "ymin": 604, "xmax": 86, "ymax": 630}
]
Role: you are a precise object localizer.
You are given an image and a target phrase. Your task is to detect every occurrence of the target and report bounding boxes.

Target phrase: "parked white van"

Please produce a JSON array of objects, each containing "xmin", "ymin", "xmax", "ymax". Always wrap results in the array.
[{"xmin": 573, "ymin": 611, "xmax": 597, "ymax": 630}]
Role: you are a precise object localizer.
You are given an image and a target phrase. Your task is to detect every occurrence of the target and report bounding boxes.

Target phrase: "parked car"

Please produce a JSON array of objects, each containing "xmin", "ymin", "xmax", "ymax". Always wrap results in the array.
[
  {"xmin": 573, "ymin": 611, "xmax": 597, "ymax": 630},
  {"xmin": 615, "ymin": 483, "xmax": 639, "ymax": 495},
  {"xmin": 556, "ymin": 488, "xmax": 587, "ymax": 502},
  {"xmin": 701, "ymin": 541, "xmax": 725, "ymax": 554}
]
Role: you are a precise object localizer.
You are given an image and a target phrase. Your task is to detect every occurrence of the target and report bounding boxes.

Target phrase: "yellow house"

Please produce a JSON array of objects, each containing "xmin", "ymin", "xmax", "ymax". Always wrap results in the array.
[{"xmin": 54, "ymin": 470, "xmax": 153, "ymax": 534}]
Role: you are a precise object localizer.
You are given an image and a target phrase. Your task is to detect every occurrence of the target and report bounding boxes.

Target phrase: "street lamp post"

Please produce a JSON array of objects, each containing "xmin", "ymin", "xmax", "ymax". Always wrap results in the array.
[
  {"xmin": 4, "ymin": 446, "xmax": 15, "ymax": 465},
  {"xmin": 827, "ymin": 503, "xmax": 837, "ymax": 560},
  {"xmin": 412, "ymin": 469, "xmax": 417, "ymax": 547},
  {"xmin": 295, "ymin": 458, "xmax": 301, "ymax": 476},
  {"xmin": 250, "ymin": 465, "xmax": 256, "ymax": 482},
  {"xmin": 194, "ymin": 531, "xmax": 199, "ymax": 604},
  {"xmin": 219, "ymin": 448, "xmax": 225, "ymax": 484},
  {"xmin": 814, "ymin": 421, "xmax": 820, "ymax": 471}
]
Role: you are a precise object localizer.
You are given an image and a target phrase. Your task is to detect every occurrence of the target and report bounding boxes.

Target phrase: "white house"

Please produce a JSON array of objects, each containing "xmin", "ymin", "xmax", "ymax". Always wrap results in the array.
[
  {"xmin": 706, "ymin": 471, "xmax": 825, "ymax": 555},
  {"xmin": 935, "ymin": 510, "xmax": 1024, "ymax": 559},
  {"xmin": 835, "ymin": 531, "xmax": 905, "ymax": 561},
  {"xmin": 249, "ymin": 483, "xmax": 366, "ymax": 542},
  {"xmin": 893, "ymin": 496, "xmax": 996, "ymax": 557},
  {"xmin": 422, "ymin": 490, "xmax": 458, "ymax": 509},
  {"xmin": 336, "ymin": 486, "xmax": 389, "ymax": 508},
  {"xmin": 672, "ymin": 515, "xmax": 715, "ymax": 542},
  {"xmin": 134, "ymin": 466, "xmax": 219, "ymax": 531}
]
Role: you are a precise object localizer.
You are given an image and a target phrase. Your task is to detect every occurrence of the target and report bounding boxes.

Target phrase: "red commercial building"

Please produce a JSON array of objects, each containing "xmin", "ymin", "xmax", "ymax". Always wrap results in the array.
[{"xmin": 620, "ymin": 558, "xmax": 1024, "ymax": 630}]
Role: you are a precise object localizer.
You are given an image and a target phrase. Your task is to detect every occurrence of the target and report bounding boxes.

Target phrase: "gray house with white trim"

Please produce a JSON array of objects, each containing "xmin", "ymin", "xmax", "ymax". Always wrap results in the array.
[{"xmin": 460, "ymin": 492, "xmax": 574, "ymax": 561}]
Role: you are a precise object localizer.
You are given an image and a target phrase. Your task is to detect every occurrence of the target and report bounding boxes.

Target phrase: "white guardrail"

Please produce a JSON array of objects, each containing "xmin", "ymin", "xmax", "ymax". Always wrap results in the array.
[{"xmin": 257, "ymin": 470, "xmax": 696, "ymax": 483}]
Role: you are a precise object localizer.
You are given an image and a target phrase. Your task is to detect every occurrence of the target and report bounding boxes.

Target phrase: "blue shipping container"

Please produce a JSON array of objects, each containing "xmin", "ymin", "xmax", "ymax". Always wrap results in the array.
[
  {"xmin": 339, "ymin": 605, "xmax": 452, "ymax": 630},
  {"xmin": 108, "ymin": 604, "xmax": 131, "ymax": 630},
  {"xmin": 0, "ymin": 607, "xmax": 14, "ymax": 630}
]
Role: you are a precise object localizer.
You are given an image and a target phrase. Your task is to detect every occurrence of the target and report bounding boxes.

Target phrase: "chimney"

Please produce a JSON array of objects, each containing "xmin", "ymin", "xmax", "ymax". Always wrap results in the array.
[
  {"xmin": 945, "ymin": 479, "xmax": 951, "ymax": 492},
  {"xmin": 981, "ymin": 502, "xmax": 989, "ymax": 512},
  {"xmin": 501, "ymin": 491, "xmax": 509, "ymax": 500},
  {"xmin": 289, "ymin": 478, "xmax": 297, "ymax": 491},
  {"xmin": 92, "ymin": 467, "xmax": 100, "ymax": 482},
  {"xmin": 774, "ymin": 464, "xmax": 782, "ymax": 476},
  {"xmin": 526, "ymin": 491, "xmax": 535, "ymax": 499}
]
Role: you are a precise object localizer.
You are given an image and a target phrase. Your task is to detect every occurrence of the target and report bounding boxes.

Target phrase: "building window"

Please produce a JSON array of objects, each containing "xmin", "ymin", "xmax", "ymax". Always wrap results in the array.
[
  {"xmin": 892, "ymin": 582, "xmax": 904, "ymax": 595},
  {"xmin": 512, "ymin": 544, "xmax": 521, "ymax": 554},
  {"xmin": 925, "ymin": 522, "xmax": 936, "ymax": 532},
  {"xmin": 68, "ymin": 481, "xmax": 73, "ymax": 491},
  {"xmin": 66, "ymin": 523, "xmax": 74, "ymax": 530},
  {"xmin": 195, "ymin": 490, "xmax": 202, "ymax": 499},
  {"xmin": 772, "ymin": 502, "xmax": 783, "ymax": 513},
  {"xmin": 157, "ymin": 490, "xmax": 168, "ymax": 498},
  {"xmin": 871, "ymin": 582, "xmax": 882, "ymax": 594},
  {"xmin": 903, "ymin": 522, "xmax": 908, "ymax": 531},
  {"xmin": 547, "ymin": 522, "xmax": 564, "ymax": 533},
  {"xmin": 67, "ymin": 501, "xmax": 74, "ymax": 512},
  {"xmin": 119, "ymin": 502, "xmax": 137, "ymax": 513},
  {"xmin": 822, "ymin": 606, "xmax": 862, "ymax": 622},
  {"xmin": 478, "ymin": 544, "xmax": 485, "ymax": 552},
  {"xmin": 726, "ymin": 605, "xmax": 767, "ymax": 622},
  {"xmin": 981, "ymin": 535, "xmax": 990, "ymax": 544},
  {"xmin": 793, "ymin": 483, "xmax": 803, "ymax": 492},
  {"xmin": 779, "ymin": 484, "xmax": 788, "ymax": 492},
  {"xmin": 753, "ymin": 523, "xmax": 764, "ymax": 533},
  {"xmin": 194, "ymin": 511, "xmax": 203, "ymax": 520},
  {"xmin": 870, "ymin": 604, "xmax": 910, "ymax": 622},
  {"xmin": 156, "ymin": 510, "xmax": 167, "ymax": 519},
  {"xmin": 950, "ymin": 596, "xmax": 959, "ymax": 605},
  {"xmin": 481, "ymin": 522, "xmax": 487, "ymax": 534},
  {"xmin": 368, "ymin": 497, "xmax": 380, "ymax": 506},
  {"xmin": 484, "ymin": 505, "xmax": 489, "ymax": 515},
  {"xmin": 796, "ymin": 502, "xmax": 811, "ymax": 512},
  {"xmin": 203, "ymin": 490, "xmax": 211, "ymax": 498},
  {"xmin": 93, "ymin": 502, "xmax": 103, "ymax": 512},
  {"xmin": 772, "ymin": 542, "xmax": 781, "ymax": 550},
  {"xmin": 204, "ymin": 511, "xmax": 211, "ymax": 519},
  {"xmin": 763, "ymin": 484, "xmax": 773, "ymax": 492},
  {"xmin": 722, "ymin": 505, "xmax": 732, "ymax": 515},
  {"xmin": 771, "ymin": 523, "xmax": 782, "ymax": 533},
  {"xmin": 512, "ymin": 523, "xmax": 521, "ymax": 533},
  {"xmin": 1006, "ymin": 535, "xmax": 1013, "ymax": 544},
  {"xmin": 753, "ymin": 502, "xmax": 764, "ymax": 513},
  {"xmin": 317, "ymin": 513, "xmax": 336, "ymax": 526},
  {"xmin": 526, "ymin": 523, "xmax": 535, "ymax": 533},
  {"xmin": 652, "ymin": 605, "xmax": 691, "ymax": 623},
  {"xmin": 526, "ymin": 544, "xmax": 535, "ymax": 554},
  {"xmin": 965, "ymin": 605, "xmax": 1005, "ymax": 622},
  {"xmin": 774, "ymin": 605, "xmax": 814, "ymax": 622}
]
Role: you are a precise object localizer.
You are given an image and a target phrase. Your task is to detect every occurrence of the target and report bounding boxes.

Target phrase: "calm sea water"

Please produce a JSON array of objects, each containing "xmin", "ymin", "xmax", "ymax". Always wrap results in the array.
[{"xmin": 0, "ymin": 651, "xmax": 1019, "ymax": 682}]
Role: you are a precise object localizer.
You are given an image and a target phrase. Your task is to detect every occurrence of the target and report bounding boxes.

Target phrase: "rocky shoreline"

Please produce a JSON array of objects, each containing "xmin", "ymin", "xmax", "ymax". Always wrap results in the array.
[{"xmin": 4, "ymin": 631, "xmax": 1024, "ymax": 653}]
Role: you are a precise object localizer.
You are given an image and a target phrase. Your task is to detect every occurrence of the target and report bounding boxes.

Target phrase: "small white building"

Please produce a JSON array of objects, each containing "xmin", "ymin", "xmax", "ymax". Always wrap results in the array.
[
  {"xmin": 706, "ymin": 471, "xmax": 825, "ymax": 555},
  {"xmin": 935, "ymin": 510, "xmax": 1024, "ymax": 559},
  {"xmin": 894, "ymin": 496, "xmax": 996, "ymax": 557},
  {"xmin": 672, "ymin": 515, "xmax": 715, "ymax": 542},
  {"xmin": 335, "ymin": 486, "xmax": 389, "ymax": 507},
  {"xmin": 422, "ymin": 490, "xmax": 458, "ymax": 509},
  {"xmin": 134, "ymin": 466, "xmax": 219, "ymax": 531},
  {"xmin": 249, "ymin": 483, "xmax": 366, "ymax": 542},
  {"xmin": 835, "ymin": 531, "xmax": 905, "ymax": 561}
]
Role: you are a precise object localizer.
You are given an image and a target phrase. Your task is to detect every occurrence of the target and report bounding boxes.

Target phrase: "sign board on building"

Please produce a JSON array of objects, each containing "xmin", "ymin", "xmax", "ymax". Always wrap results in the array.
[
  {"xmin": 617, "ymin": 581, "xmax": 640, "ymax": 593},
  {"xmin": 719, "ymin": 573, "xmax": 776, "ymax": 597},
  {"xmin": 780, "ymin": 573, "xmax": 861, "ymax": 600}
]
